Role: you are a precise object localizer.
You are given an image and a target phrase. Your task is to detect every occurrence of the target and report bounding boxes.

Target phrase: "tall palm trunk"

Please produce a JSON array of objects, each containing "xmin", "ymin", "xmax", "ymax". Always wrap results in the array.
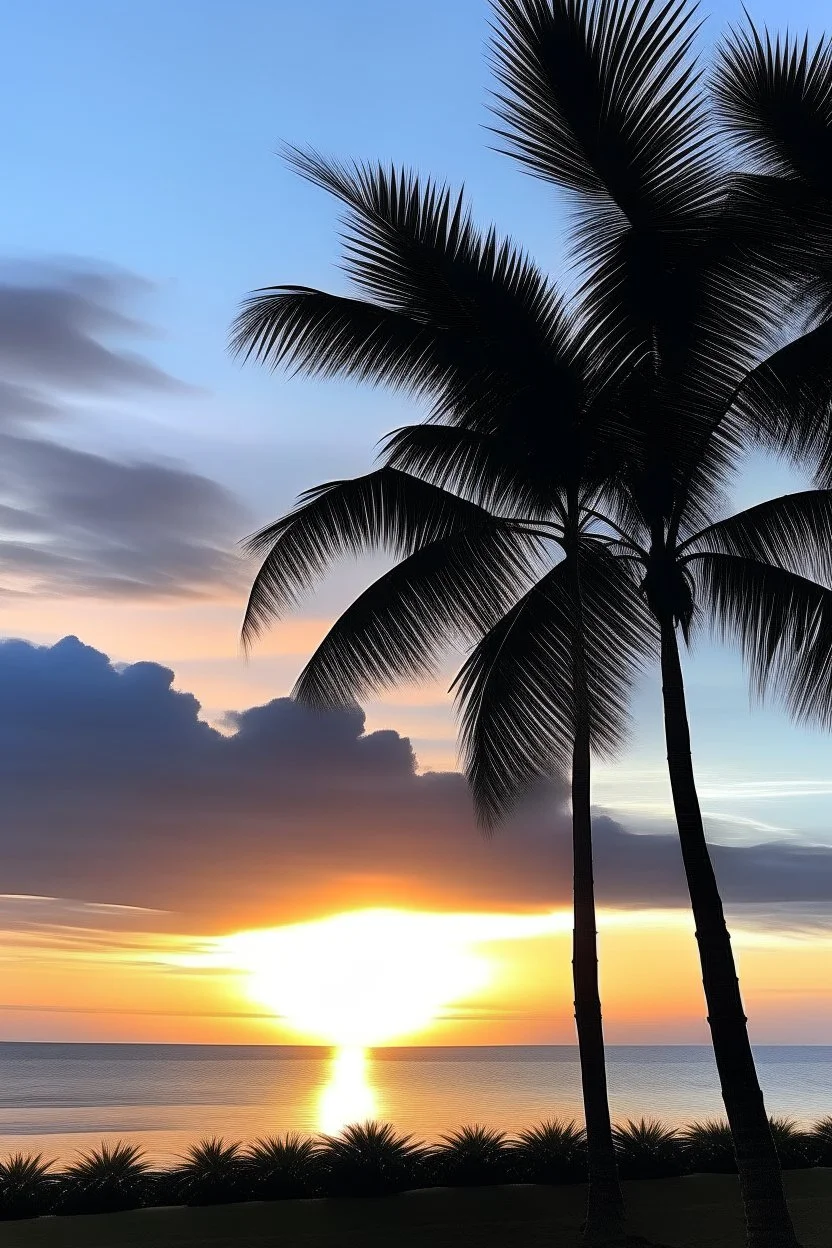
[
  {"xmin": 658, "ymin": 616, "xmax": 801, "ymax": 1248},
  {"xmin": 571, "ymin": 551, "xmax": 625, "ymax": 1246}
]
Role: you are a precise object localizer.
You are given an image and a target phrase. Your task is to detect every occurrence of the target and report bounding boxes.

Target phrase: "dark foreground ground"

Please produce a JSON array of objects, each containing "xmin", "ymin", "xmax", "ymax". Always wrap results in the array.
[{"xmin": 4, "ymin": 1170, "xmax": 830, "ymax": 1248}]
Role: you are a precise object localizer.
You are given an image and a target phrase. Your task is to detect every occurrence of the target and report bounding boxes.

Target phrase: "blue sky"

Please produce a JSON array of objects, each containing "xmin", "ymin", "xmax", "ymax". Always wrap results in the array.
[{"xmin": 1, "ymin": 0, "xmax": 831, "ymax": 854}]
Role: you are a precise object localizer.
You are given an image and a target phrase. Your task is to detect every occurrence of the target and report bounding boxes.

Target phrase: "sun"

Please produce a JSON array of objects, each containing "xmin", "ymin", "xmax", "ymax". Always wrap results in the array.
[{"xmin": 217, "ymin": 909, "xmax": 492, "ymax": 1046}]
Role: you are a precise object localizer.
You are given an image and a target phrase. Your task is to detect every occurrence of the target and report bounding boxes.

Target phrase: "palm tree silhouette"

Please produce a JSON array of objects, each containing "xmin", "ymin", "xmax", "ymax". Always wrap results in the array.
[
  {"xmin": 232, "ymin": 4, "xmax": 832, "ymax": 1245},
  {"xmin": 234, "ymin": 155, "xmax": 645, "ymax": 1241}
]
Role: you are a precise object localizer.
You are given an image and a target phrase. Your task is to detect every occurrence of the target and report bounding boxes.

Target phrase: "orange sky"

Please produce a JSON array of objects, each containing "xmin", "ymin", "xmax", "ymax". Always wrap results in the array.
[{"xmin": 0, "ymin": 903, "xmax": 828, "ymax": 1046}]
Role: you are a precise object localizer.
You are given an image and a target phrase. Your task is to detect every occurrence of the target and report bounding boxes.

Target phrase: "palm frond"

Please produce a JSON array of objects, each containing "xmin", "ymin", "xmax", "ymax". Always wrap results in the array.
[
  {"xmin": 730, "ymin": 318, "xmax": 832, "ymax": 483},
  {"xmin": 714, "ymin": 24, "xmax": 832, "ymax": 191},
  {"xmin": 285, "ymin": 150, "xmax": 565, "ymax": 334},
  {"xmin": 453, "ymin": 544, "xmax": 651, "ymax": 825},
  {"xmin": 232, "ymin": 163, "xmax": 588, "ymax": 437},
  {"xmin": 293, "ymin": 519, "xmax": 547, "ymax": 709},
  {"xmin": 692, "ymin": 552, "xmax": 832, "ymax": 728},
  {"xmin": 231, "ymin": 286, "xmax": 447, "ymax": 391},
  {"xmin": 241, "ymin": 467, "xmax": 498, "ymax": 648},
  {"xmin": 681, "ymin": 490, "xmax": 832, "ymax": 584},
  {"xmin": 490, "ymin": 0, "xmax": 712, "ymax": 221},
  {"xmin": 380, "ymin": 422, "xmax": 568, "ymax": 518}
]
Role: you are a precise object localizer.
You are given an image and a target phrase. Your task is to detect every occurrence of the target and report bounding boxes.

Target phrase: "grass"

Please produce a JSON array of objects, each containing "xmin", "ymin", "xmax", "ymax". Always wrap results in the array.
[{"xmin": 0, "ymin": 1171, "xmax": 829, "ymax": 1248}]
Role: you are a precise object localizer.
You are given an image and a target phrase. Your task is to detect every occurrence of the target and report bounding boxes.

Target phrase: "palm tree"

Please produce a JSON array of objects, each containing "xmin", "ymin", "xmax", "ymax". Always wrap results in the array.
[
  {"xmin": 233, "ymin": 152, "xmax": 648, "ymax": 1245},
  {"xmin": 232, "ymin": 4, "xmax": 832, "ymax": 1245}
]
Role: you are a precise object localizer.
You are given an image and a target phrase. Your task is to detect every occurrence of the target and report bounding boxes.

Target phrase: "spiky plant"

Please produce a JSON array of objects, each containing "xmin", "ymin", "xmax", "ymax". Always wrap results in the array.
[
  {"xmin": 433, "ymin": 1125, "xmax": 511, "ymax": 1187},
  {"xmin": 612, "ymin": 1119, "xmax": 686, "ymax": 1180},
  {"xmin": 768, "ymin": 1117, "xmax": 814, "ymax": 1170},
  {"xmin": 318, "ymin": 1122, "xmax": 426, "ymax": 1197},
  {"xmin": 59, "ymin": 1141, "xmax": 150, "ymax": 1215},
  {"xmin": 244, "ymin": 1134, "xmax": 321, "ymax": 1200},
  {"xmin": 0, "ymin": 1153, "xmax": 55, "ymax": 1220},
  {"xmin": 682, "ymin": 1119, "xmax": 737, "ymax": 1174},
  {"xmin": 175, "ymin": 1138, "xmax": 247, "ymax": 1206},
  {"xmin": 512, "ymin": 1119, "xmax": 587, "ymax": 1184},
  {"xmin": 810, "ymin": 1116, "xmax": 832, "ymax": 1167}
]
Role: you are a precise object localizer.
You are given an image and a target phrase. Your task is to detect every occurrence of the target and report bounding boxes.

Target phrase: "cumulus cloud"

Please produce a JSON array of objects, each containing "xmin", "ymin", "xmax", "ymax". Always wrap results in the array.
[
  {"xmin": 0, "ymin": 263, "xmax": 244, "ymax": 599},
  {"xmin": 1, "ymin": 636, "xmax": 830, "ymax": 934}
]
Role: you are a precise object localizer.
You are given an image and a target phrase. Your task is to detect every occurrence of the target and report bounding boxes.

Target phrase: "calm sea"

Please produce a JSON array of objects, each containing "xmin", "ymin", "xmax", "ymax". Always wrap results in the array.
[{"xmin": 0, "ymin": 1044, "xmax": 828, "ymax": 1163}]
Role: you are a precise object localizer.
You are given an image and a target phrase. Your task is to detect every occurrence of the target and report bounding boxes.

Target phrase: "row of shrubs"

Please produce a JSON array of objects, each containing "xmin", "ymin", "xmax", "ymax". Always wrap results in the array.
[{"xmin": 1, "ymin": 1116, "xmax": 830, "ymax": 1220}]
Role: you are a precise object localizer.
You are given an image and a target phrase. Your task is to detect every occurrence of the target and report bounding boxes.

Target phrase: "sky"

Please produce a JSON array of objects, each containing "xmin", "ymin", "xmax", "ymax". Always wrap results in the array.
[{"xmin": 0, "ymin": 0, "xmax": 830, "ymax": 1047}]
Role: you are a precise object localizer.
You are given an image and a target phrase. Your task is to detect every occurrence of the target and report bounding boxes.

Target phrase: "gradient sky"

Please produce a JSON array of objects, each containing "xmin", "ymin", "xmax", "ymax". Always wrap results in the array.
[{"xmin": 0, "ymin": 0, "xmax": 830, "ymax": 1045}]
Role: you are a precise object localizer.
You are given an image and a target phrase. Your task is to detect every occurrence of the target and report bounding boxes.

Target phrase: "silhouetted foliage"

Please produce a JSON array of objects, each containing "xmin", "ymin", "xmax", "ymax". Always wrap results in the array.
[
  {"xmin": 58, "ymin": 1142, "xmax": 150, "ymax": 1215},
  {"xmin": 511, "ymin": 1119, "xmax": 587, "ymax": 1184},
  {"xmin": 174, "ymin": 1139, "xmax": 247, "ymax": 1206},
  {"xmin": 682, "ymin": 1119, "xmax": 737, "ymax": 1173},
  {"xmin": 810, "ymin": 1116, "xmax": 832, "ymax": 1167},
  {"xmin": 318, "ymin": 1122, "xmax": 428, "ymax": 1197},
  {"xmin": 433, "ymin": 1125, "xmax": 511, "ymax": 1187},
  {"xmin": 768, "ymin": 1117, "xmax": 815, "ymax": 1169},
  {"xmin": 0, "ymin": 1154, "xmax": 55, "ymax": 1221},
  {"xmin": 612, "ymin": 1120, "xmax": 686, "ymax": 1179},
  {"xmin": 244, "ymin": 1134, "xmax": 322, "ymax": 1200}
]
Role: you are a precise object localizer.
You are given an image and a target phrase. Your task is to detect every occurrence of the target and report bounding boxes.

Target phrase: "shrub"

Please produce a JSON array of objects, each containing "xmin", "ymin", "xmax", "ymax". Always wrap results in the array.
[
  {"xmin": 682, "ymin": 1119, "xmax": 736, "ymax": 1174},
  {"xmin": 175, "ymin": 1138, "xmax": 247, "ymax": 1206},
  {"xmin": 768, "ymin": 1117, "xmax": 814, "ymax": 1169},
  {"xmin": 318, "ymin": 1121, "xmax": 426, "ymax": 1197},
  {"xmin": 0, "ymin": 1153, "xmax": 55, "ymax": 1220},
  {"xmin": 432, "ymin": 1125, "xmax": 511, "ymax": 1187},
  {"xmin": 810, "ymin": 1116, "xmax": 832, "ymax": 1167},
  {"xmin": 511, "ymin": 1119, "xmax": 587, "ymax": 1184},
  {"xmin": 244, "ymin": 1134, "xmax": 321, "ymax": 1199},
  {"xmin": 612, "ymin": 1119, "xmax": 686, "ymax": 1179},
  {"xmin": 58, "ymin": 1142, "xmax": 150, "ymax": 1215}
]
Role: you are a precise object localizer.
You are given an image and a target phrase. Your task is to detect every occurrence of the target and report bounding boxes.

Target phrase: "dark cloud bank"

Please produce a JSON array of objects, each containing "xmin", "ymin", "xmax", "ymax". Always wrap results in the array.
[
  {"xmin": 0, "ymin": 263, "xmax": 243, "ymax": 600},
  {"xmin": 1, "ymin": 636, "xmax": 829, "ymax": 934}
]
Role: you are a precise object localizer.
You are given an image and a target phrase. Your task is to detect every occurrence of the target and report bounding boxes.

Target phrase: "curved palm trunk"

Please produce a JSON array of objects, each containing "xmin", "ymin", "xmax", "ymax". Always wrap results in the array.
[
  {"xmin": 572, "ymin": 722, "xmax": 626, "ymax": 1244},
  {"xmin": 571, "ymin": 551, "xmax": 625, "ymax": 1246},
  {"xmin": 658, "ymin": 616, "xmax": 800, "ymax": 1248}
]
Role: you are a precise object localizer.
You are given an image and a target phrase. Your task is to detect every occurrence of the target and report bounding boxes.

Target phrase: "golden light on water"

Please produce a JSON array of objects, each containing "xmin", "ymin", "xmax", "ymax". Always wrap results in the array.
[{"xmin": 317, "ymin": 1046, "xmax": 377, "ymax": 1134}]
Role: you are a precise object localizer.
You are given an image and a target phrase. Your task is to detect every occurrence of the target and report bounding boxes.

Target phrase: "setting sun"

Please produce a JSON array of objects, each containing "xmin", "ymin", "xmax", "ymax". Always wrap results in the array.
[
  {"xmin": 209, "ymin": 908, "xmax": 576, "ymax": 1047},
  {"xmin": 217, "ymin": 909, "xmax": 490, "ymax": 1046}
]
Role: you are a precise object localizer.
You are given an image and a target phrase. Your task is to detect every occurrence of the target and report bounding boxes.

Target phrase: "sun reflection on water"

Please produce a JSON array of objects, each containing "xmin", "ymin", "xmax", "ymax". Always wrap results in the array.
[{"xmin": 317, "ymin": 1046, "xmax": 378, "ymax": 1134}]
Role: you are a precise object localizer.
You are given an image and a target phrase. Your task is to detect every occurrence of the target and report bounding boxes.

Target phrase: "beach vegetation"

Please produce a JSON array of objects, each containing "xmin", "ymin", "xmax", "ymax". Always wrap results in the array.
[
  {"xmin": 809, "ymin": 1115, "xmax": 832, "ymax": 1167},
  {"xmin": 317, "ymin": 1121, "xmax": 428, "ymax": 1197},
  {"xmin": 433, "ymin": 1125, "xmax": 511, "ymax": 1187},
  {"xmin": 58, "ymin": 1142, "xmax": 150, "ymax": 1215},
  {"xmin": 511, "ymin": 1119, "xmax": 587, "ymax": 1184},
  {"xmin": 244, "ymin": 1133, "xmax": 322, "ymax": 1200},
  {"xmin": 0, "ymin": 1153, "xmax": 55, "ymax": 1221},
  {"xmin": 175, "ymin": 1138, "xmax": 247, "ymax": 1206},
  {"xmin": 612, "ymin": 1119, "xmax": 686, "ymax": 1179}
]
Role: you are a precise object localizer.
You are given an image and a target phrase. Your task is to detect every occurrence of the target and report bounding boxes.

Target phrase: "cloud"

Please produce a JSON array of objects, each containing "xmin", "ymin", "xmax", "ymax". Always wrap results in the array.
[
  {"xmin": 0, "ymin": 263, "xmax": 182, "ymax": 402},
  {"xmin": 0, "ymin": 263, "xmax": 244, "ymax": 599},
  {"xmin": 0, "ymin": 636, "xmax": 830, "ymax": 934}
]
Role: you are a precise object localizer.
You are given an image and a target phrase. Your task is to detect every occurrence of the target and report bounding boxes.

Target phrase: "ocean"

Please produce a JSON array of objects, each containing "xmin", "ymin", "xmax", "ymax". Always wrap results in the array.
[{"xmin": 0, "ymin": 1043, "xmax": 828, "ymax": 1164}]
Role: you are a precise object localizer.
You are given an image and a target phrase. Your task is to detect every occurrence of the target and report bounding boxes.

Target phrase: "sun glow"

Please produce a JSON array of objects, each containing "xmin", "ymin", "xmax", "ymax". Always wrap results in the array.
[
  {"xmin": 217, "ymin": 909, "xmax": 499, "ymax": 1046},
  {"xmin": 207, "ymin": 908, "xmax": 576, "ymax": 1046}
]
